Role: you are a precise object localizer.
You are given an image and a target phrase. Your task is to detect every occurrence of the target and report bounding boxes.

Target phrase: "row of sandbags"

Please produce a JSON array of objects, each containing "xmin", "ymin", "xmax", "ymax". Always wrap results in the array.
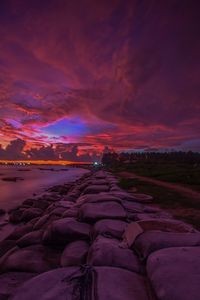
[
  {"xmin": 0, "ymin": 170, "xmax": 200, "ymax": 300},
  {"xmin": 0, "ymin": 171, "xmax": 151, "ymax": 299}
]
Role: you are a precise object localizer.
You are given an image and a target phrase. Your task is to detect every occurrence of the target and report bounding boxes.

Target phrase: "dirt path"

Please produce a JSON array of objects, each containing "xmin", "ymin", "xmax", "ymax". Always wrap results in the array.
[{"xmin": 119, "ymin": 171, "xmax": 200, "ymax": 201}]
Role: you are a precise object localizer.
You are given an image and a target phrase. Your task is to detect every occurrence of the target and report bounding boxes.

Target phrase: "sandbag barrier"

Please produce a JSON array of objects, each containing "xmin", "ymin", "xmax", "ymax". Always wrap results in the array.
[{"xmin": 0, "ymin": 170, "xmax": 199, "ymax": 299}]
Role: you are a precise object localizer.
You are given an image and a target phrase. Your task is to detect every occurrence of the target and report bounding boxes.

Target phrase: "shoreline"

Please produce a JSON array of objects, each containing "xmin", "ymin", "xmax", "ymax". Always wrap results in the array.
[
  {"xmin": 0, "ymin": 167, "xmax": 89, "ymax": 211},
  {"xmin": 0, "ymin": 169, "xmax": 89, "ymax": 242}
]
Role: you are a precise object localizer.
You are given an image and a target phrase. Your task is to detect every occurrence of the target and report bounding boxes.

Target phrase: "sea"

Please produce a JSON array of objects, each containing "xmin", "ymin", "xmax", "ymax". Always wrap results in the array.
[{"xmin": 0, "ymin": 165, "xmax": 89, "ymax": 211}]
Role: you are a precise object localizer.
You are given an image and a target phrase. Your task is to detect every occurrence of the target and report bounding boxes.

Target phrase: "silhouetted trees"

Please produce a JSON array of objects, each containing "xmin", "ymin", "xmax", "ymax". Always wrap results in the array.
[{"xmin": 101, "ymin": 151, "xmax": 200, "ymax": 166}]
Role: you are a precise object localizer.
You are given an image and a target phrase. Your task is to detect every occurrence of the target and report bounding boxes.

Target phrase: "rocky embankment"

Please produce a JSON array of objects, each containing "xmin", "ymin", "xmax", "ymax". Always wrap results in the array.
[{"xmin": 0, "ymin": 170, "xmax": 200, "ymax": 299}]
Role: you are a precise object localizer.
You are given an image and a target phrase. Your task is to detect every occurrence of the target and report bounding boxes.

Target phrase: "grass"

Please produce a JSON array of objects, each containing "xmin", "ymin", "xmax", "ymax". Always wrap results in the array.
[
  {"xmin": 118, "ymin": 177, "xmax": 200, "ymax": 229},
  {"xmin": 111, "ymin": 160, "xmax": 200, "ymax": 191}
]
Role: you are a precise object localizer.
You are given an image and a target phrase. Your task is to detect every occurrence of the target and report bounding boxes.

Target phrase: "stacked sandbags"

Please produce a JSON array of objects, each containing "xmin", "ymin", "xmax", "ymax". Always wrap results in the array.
[{"xmin": 1, "ymin": 169, "xmax": 199, "ymax": 300}]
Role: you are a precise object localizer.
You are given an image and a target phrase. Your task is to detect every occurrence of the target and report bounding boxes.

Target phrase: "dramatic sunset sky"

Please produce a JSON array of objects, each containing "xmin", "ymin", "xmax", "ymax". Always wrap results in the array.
[{"xmin": 0, "ymin": 0, "xmax": 199, "ymax": 161}]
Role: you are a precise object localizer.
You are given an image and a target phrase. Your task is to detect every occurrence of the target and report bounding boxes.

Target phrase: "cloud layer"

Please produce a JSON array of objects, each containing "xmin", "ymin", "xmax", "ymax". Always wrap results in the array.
[{"xmin": 0, "ymin": 0, "xmax": 200, "ymax": 160}]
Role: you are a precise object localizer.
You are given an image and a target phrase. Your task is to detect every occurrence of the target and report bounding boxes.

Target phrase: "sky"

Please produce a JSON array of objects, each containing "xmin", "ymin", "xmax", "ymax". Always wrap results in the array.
[{"xmin": 0, "ymin": 0, "xmax": 200, "ymax": 161}]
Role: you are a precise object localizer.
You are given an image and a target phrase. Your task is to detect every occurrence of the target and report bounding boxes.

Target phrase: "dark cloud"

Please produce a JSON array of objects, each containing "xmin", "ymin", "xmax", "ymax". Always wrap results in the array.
[
  {"xmin": 0, "ymin": 139, "xmax": 26, "ymax": 159},
  {"xmin": 0, "ymin": 0, "xmax": 199, "ymax": 153}
]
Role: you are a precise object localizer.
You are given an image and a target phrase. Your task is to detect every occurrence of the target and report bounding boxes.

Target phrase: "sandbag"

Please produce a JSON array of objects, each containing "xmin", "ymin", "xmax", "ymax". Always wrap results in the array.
[
  {"xmin": 109, "ymin": 191, "xmax": 139, "ymax": 201},
  {"xmin": 0, "ymin": 240, "xmax": 16, "ymax": 258},
  {"xmin": 79, "ymin": 201, "xmax": 126, "ymax": 223},
  {"xmin": 92, "ymin": 219, "xmax": 128, "ymax": 239},
  {"xmin": 122, "ymin": 201, "xmax": 144, "ymax": 213},
  {"xmin": 50, "ymin": 207, "xmax": 67, "ymax": 216},
  {"xmin": 60, "ymin": 240, "xmax": 89, "ymax": 267},
  {"xmin": 12, "ymin": 266, "xmax": 150, "ymax": 300},
  {"xmin": 137, "ymin": 219, "xmax": 196, "ymax": 233},
  {"xmin": 90, "ymin": 180, "xmax": 108, "ymax": 185},
  {"xmin": 87, "ymin": 236, "xmax": 142, "ymax": 273},
  {"xmin": 33, "ymin": 214, "xmax": 60, "ymax": 230},
  {"xmin": 130, "ymin": 193, "xmax": 153, "ymax": 203},
  {"xmin": 7, "ymin": 224, "xmax": 33, "ymax": 240},
  {"xmin": 62, "ymin": 207, "xmax": 78, "ymax": 218},
  {"xmin": 134, "ymin": 212, "xmax": 173, "ymax": 221},
  {"xmin": 94, "ymin": 171, "xmax": 107, "ymax": 179},
  {"xmin": 147, "ymin": 247, "xmax": 200, "ymax": 300},
  {"xmin": 0, "ymin": 245, "xmax": 58, "ymax": 273},
  {"xmin": 16, "ymin": 230, "xmax": 43, "ymax": 248},
  {"xmin": 20, "ymin": 208, "xmax": 43, "ymax": 222},
  {"xmin": 76, "ymin": 193, "xmax": 122, "ymax": 206},
  {"xmin": 134, "ymin": 231, "xmax": 200, "ymax": 259},
  {"xmin": 42, "ymin": 218, "xmax": 91, "ymax": 245},
  {"xmin": 83, "ymin": 185, "xmax": 110, "ymax": 194},
  {"xmin": 0, "ymin": 272, "xmax": 37, "ymax": 300}
]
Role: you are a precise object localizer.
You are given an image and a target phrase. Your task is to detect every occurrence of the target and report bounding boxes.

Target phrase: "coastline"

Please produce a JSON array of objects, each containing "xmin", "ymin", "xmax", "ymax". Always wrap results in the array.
[
  {"xmin": 0, "ymin": 168, "xmax": 89, "ymax": 242},
  {"xmin": 0, "ymin": 167, "xmax": 89, "ymax": 211}
]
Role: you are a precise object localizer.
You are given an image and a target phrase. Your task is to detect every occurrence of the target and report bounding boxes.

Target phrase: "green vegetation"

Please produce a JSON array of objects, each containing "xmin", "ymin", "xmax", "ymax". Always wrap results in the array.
[
  {"xmin": 118, "ymin": 177, "xmax": 200, "ymax": 229},
  {"xmin": 102, "ymin": 151, "xmax": 200, "ymax": 191},
  {"xmin": 112, "ymin": 160, "xmax": 200, "ymax": 191}
]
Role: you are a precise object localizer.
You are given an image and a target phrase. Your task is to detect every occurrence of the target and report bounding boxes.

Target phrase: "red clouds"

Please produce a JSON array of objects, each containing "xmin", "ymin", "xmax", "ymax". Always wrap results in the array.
[{"xmin": 0, "ymin": 0, "xmax": 200, "ymax": 159}]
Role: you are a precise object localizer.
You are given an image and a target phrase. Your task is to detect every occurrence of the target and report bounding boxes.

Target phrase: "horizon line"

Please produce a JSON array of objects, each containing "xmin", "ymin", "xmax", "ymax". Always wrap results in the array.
[{"xmin": 0, "ymin": 160, "xmax": 94, "ymax": 165}]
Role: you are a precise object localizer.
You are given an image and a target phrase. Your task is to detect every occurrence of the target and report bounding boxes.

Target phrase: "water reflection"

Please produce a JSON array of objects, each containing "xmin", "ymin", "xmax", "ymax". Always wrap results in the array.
[{"xmin": 0, "ymin": 166, "xmax": 88, "ymax": 210}]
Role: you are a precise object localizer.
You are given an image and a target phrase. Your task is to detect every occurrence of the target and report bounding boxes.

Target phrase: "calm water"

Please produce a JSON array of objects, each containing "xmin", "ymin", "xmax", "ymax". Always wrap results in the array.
[{"xmin": 0, "ymin": 165, "xmax": 89, "ymax": 211}]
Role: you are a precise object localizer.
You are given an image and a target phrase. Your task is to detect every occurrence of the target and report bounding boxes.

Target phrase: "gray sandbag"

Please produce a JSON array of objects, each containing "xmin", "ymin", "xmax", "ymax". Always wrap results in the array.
[
  {"xmin": 42, "ymin": 218, "xmax": 91, "ymax": 245},
  {"xmin": 23, "ymin": 198, "xmax": 50, "ymax": 210},
  {"xmin": 0, "ymin": 245, "xmax": 59, "ymax": 273},
  {"xmin": 122, "ymin": 201, "xmax": 144, "ymax": 213},
  {"xmin": 12, "ymin": 267, "xmax": 79, "ymax": 300},
  {"xmin": 90, "ymin": 179, "xmax": 108, "ymax": 185},
  {"xmin": 9, "ymin": 208, "xmax": 25, "ymax": 223},
  {"xmin": 92, "ymin": 219, "xmax": 128, "ymax": 239},
  {"xmin": 134, "ymin": 231, "xmax": 200, "ymax": 259},
  {"xmin": 62, "ymin": 207, "xmax": 78, "ymax": 218},
  {"xmin": 147, "ymin": 247, "xmax": 200, "ymax": 300},
  {"xmin": 0, "ymin": 240, "xmax": 16, "ymax": 258},
  {"xmin": 33, "ymin": 214, "xmax": 60, "ymax": 230},
  {"xmin": 12, "ymin": 266, "xmax": 150, "ymax": 300},
  {"xmin": 50, "ymin": 207, "xmax": 67, "ymax": 216},
  {"xmin": 20, "ymin": 208, "xmax": 43, "ymax": 222},
  {"xmin": 134, "ymin": 212, "xmax": 173, "ymax": 221},
  {"xmin": 16, "ymin": 230, "xmax": 43, "ymax": 248},
  {"xmin": 27, "ymin": 216, "xmax": 41, "ymax": 226},
  {"xmin": 109, "ymin": 191, "xmax": 139, "ymax": 201},
  {"xmin": 79, "ymin": 201, "xmax": 126, "ymax": 223},
  {"xmin": 83, "ymin": 185, "xmax": 110, "ymax": 194},
  {"xmin": 60, "ymin": 240, "xmax": 89, "ymax": 267},
  {"xmin": 7, "ymin": 224, "xmax": 33, "ymax": 240},
  {"xmin": 94, "ymin": 171, "xmax": 106, "ymax": 179},
  {"xmin": 76, "ymin": 193, "xmax": 122, "ymax": 206},
  {"xmin": 130, "ymin": 193, "xmax": 153, "ymax": 203},
  {"xmin": 137, "ymin": 218, "xmax": 196, "ymax": 233},
  {"xmin": 121, "ymin": 219, "xmax": 197, "ymax": 250},
  {"xmin": 0, "ymin": 272, "xmax": 37, "ymax": 300},
  {"xmin": 87, "ymin": 236, "xmax": 141, "ymax": 273}
]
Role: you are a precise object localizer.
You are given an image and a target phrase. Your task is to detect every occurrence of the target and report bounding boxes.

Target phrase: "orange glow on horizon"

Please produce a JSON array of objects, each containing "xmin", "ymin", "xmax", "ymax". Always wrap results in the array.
[{"xmin": 0, "ymin": 160, "xmax": 93, "ymax": 165}]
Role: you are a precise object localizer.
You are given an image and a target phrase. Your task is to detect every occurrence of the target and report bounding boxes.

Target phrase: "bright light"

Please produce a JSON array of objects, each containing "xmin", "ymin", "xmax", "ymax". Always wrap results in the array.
[{"xmin": 94, "ymin": 162, "xmax": 98, "ymax": 165}]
